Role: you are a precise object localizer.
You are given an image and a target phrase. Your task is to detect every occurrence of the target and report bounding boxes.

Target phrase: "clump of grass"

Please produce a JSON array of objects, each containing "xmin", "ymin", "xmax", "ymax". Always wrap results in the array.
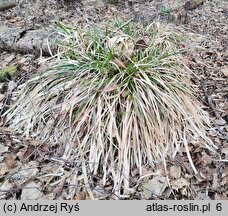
[
  {"xmin": 160, "ymin": 6, "xmax": 171, "ymax": 15},
  {"xmin": 0, "ymin": 65, "xmax": 17, "ymax": 81},
  {"xmin": 4, "ymin": 21, "xmax": 217, "ymax": 196}
]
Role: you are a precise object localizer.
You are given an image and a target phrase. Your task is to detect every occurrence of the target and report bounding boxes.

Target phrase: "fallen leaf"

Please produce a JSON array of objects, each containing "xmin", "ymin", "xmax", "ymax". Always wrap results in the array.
[
  {"xmin": 208, "ymin": 129, "xmax": 217, "ymax": 137},
  {"xmin": 41, "ymin": 193, "xmax": 55, "ymax": 200},
  {"xmin": 123, "ymin": 39, "xmax": 134, "ymax": 58},
  {"xmin": 0, "ymin": 144, "xmax": 8, "ymax": 154},
  {"xmin": 135, "ymin": 37, "xmax": 149, "ymax": 50},
  {"xmin": 214, "ymin": 118, "xmax": 226, "ymax": 125},
  {"xmin": 4, "ymin": 155, "xmax": 15, "ymax": 169},
  {"xmin": 21, "ymin": 182, "xmax": 43, "ymax": 200},
  {"xmin": 112, "ymin": 58, "xmax": 126, "ymax": 69},
  {"xmin": 141, "ymin": 175, "xmax": 167, "ymax": 198},
  {"xmin": 221, "ymin": 147, "xmax": 228, "ymax": 155},
  {"xmin": 0, "ymin": 180, "xmax": 14, "ymax": 199},
  {"xmin": 195, "ymin": 192, "xmax": 211, "ymax": 200},
  {"xmin": 199, "ymin": 168, "xmax": 213, "ymax": 180},
  {"xmin": 201, "ymin": 151, "xmax": 213, "ymax": 164},
  {"xmin": 22, "ymin": 145, "xmax": 36, "ymax": 160},
  {"xmin": 221, "ymin": 66, "xmax": 228, "ymax": 76},
  {"xmin": 8, "ymin": 81, "xmax": 16, "ymax": 92},
  {"xmin": 2, "ymin": 54, "xmax": 15, "ymax": 67},
  {"xmin": 221, "ymin": 176, "xmax": 228, "ymax": 186},
  {"xmin": 183, "ymin": 162, "xmax": 194, "ymax": 175},
  {"xmin": 169, "ymin": 165, "xmax": 181, "ymax": 179},
  {"xmin": 92, "ymin": 185, "xmax": 108, "ymax": 198},
  {"xmin": 107, "ymin": 35, "xmax": 134, "ymax": 58},
  {"xmin": 53, "ymin": 176, "xmax": 66, "ymax": 199},
  {"xmin": 180, "ymin": 187, "xmax": 189, "ymax": 197},
  {"xmin": 73, "ymin": 192, "xmax": 88, "ymax": 200},
  {"xmin": 0, "ymin": 163, "xmax": 8, "ymax": 176},
  {"xmin": 214, "ymin": 194, "xmax": 228, "ymax": 200},
  {"xmin": 11, "ymin": 161, "xmax": 39, "ymax": 180},
  {"xmin": 171, "ymin": 178, "xmax": 190, "ymax": 190}
]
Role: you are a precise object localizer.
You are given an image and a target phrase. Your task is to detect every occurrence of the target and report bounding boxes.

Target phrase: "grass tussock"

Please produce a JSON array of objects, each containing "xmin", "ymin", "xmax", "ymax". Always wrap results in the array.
[{"xmin": 4, "ymin": 21, "xmax": 217, "ymax": 195}]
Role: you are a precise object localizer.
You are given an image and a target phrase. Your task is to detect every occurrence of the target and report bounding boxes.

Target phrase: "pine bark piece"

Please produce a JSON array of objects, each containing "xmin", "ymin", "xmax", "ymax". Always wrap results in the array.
[
  {"xmin": 184, "ymin": 0, "xmax": 206, "ymax": 10},
  {"xmin": 0, "ymin": 0, "xmax": 16, "ymax": 11}
]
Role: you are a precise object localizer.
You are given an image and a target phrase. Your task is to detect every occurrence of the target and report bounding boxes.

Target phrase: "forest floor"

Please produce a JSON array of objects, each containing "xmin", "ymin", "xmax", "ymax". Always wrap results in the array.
[{"xmin": 0, "ymin": 0, "xmax": 227, "ymax": 200}]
